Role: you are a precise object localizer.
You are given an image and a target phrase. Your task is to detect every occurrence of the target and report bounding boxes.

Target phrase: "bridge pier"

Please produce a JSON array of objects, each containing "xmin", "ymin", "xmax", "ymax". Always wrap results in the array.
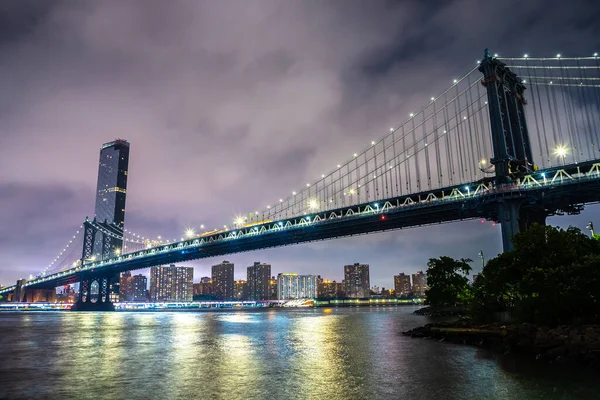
[
  {"xmin": 72, "ymin": 272, "xmax": 117, "ymax": 311},
  {"xmin": 498, "ymin": 200, "xmax": 546, "ymax": 252}
]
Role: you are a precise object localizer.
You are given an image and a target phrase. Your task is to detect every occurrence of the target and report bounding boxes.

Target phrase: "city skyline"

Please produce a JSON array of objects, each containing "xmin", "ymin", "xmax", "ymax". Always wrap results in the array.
[{"xmin": 1, "ymin": 1, "xmax": 599, "ymax": 289}]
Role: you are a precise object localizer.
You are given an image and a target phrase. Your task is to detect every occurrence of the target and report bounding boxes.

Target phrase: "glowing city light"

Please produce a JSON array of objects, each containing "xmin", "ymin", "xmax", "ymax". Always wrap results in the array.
[
  {"xmin": 553, "ymin": 145, "xmax": 568, "ymax": 158},
  {"xmin": 185, "ymin": 228, "xmax": 195, "ymax": 238},
  {"xmin": 524, "ymin": 54, "xmax": 528, "ymax": 58},
  {"xmin": 308, "ymin": 199, "xmax": 319, "ymax": 210},
  {"xmin": 234, "ymin": 216, "xmax": 245, "ymax": 226}
]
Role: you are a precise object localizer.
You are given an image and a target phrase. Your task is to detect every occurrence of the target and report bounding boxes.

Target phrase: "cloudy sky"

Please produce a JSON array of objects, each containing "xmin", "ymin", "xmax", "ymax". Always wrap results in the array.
[{"xmin": 1, "ymin": 0, "xmax": 599, "ymax": 289}]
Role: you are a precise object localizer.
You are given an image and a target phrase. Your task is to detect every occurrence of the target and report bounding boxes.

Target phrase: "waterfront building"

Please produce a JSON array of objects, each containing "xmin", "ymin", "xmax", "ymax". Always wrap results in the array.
[
  {"xmin": 119, "ymin": 271, "xmax": 132, "ymax": 301},
  {"xmin": 56, "ymin": 285, "xmax": 77, "ymax": 303},
  {"xmin": 212, "ymin": 261, "xmax": 234, "ymax": 300},
  {"xmin": 317, "ymin": 280, "xmax": 344, "ymax": 298},
  {"xmin": 277, "ymin": 273, "xmax": 318, "ymax": 300},
  {"xmin": 269, "ymin": 276, "xmax": 277, "ymax": 300},
  {"xmin": 150, "ymin": 264, "xmax": 193, "ymax": 302},
  {"xmin": 234, "ymin": 280, "xmax": 248, "ymax": 300},
  {"xmin": 412, "ymin": 271, "xmax": 428, "ymax": 296},
  {"xmin": 247, "ymin": 262, "xmax": 271, "ymax": 301},
  {"xmin": 131, "ymin": 274, "xmax": 148, "ymax": 302},
  {"xmin": 394, "ymin": 273, "xmax": 412, "ymax": 297},
  {"xmin": 344, "ymin": 263, "xmax": 370, "ymax": 298}
]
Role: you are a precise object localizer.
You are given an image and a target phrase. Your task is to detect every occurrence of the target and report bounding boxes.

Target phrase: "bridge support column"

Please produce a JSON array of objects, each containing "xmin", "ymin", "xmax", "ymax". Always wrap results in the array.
[
  {"xmin": 73, "ymin": 273, "xmax": 116, "ymax": 311},
  {"xmin": 498, "ymin": 200, "xmax": 546, "ymax": 252}
]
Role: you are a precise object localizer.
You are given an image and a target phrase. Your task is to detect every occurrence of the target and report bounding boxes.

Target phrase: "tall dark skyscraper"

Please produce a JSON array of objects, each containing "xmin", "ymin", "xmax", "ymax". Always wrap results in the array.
[
  {"xmin": 93, "ymin": 139, "xmax": 130, "ymax": 260},
  {"xmin": 95, "ymin": 139, "xmax": 130, "ymax": 228}
]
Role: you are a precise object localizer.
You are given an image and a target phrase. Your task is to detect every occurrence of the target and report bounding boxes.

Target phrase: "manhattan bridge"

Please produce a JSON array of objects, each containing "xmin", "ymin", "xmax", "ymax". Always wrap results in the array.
[{"xmin": 1, "ymin": 50, "xmax": 600, "ymax": 310}]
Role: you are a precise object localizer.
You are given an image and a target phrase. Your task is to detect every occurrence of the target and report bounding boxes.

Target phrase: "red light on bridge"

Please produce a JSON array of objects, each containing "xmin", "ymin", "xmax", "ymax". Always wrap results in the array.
[
  {"xmin": 480, "ymin": 219, "xmax": 485, "ymax": 223},
  {"xmin": 381, "ymin": 215, "xmax": 386, "ymax": 220}
]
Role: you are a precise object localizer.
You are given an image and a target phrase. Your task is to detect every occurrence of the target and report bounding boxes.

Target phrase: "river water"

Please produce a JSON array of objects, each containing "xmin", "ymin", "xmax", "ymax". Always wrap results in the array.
[{"xmin": 0, "ymin": 307, "xmax": 598, "ymax": 400}]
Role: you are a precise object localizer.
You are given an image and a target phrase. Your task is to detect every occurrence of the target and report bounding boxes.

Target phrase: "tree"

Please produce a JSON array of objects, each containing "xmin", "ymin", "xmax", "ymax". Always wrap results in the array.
[
  {"xmin": 470, "ymin": 224, "xmax": 600, "ymax": 325},
  {"xmin": 424, "ymin": 256, "xmax": 472, "ymax": 307}
]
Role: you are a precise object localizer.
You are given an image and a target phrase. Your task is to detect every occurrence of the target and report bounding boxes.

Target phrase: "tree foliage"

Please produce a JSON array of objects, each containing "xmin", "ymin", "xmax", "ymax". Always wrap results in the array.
[
  {"xmin": 470, "ymin": 224, "xmax": 600, "ymax": 325},
  {"xmin": 425, "ymin": 256, "xmax": 472, "ymax": 307}
]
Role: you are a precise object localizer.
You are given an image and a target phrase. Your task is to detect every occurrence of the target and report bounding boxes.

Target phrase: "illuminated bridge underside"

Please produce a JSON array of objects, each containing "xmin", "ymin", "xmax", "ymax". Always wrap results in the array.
[{"xmin": 2, "ymin": 160, "xmax": 600, "ymax": 296}]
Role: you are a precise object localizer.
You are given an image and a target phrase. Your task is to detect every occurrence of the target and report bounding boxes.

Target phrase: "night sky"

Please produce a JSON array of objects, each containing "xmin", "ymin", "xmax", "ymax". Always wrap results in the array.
[{"xmin": 1, "ymin": 0, "xmax": 599, "ymax": 289}]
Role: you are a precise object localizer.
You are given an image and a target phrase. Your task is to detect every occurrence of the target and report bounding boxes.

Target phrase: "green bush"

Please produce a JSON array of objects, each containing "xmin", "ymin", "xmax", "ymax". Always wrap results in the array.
[
  {"xmin": 425, "ymin": 256, "xmax": 472, "ymax": 307},
  {"xmin": 470, "ymin": 225, "xmax": 600, "ymax": 325}
]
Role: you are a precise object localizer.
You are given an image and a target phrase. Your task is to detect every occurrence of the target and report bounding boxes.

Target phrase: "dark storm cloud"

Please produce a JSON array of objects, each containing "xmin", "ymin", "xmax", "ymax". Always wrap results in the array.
[{"xmin": 0, "ymin": 0, "xmax": 599, "ymax": 286}]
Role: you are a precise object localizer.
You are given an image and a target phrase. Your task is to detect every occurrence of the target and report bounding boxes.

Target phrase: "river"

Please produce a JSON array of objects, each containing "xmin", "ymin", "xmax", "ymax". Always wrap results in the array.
[{"xmin": 0, "ymin": 307, "xmax": 598, "ymax": 399}]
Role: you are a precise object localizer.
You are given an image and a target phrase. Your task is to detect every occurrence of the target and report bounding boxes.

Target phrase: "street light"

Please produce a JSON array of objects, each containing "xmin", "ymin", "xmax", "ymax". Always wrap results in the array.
[
  {"xmin": 553, "ymin": 145, "xmax": 568, "ymax": 159},
  {"xmin": 586, "ymin": 221, "xmax": 596, "ymax": 238},
  {"xmin": 478, "ymin": 250, "xmax": 485, "ymax": 269}
]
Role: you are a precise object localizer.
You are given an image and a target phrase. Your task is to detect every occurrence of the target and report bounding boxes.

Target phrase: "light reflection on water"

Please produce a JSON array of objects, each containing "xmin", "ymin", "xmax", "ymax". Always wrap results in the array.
[{"xmin": 0, "ymin": 307, "xmax": 599, "ymax": 400}]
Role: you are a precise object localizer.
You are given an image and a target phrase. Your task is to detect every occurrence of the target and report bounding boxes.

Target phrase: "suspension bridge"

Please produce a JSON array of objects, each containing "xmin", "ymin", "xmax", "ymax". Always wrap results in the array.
[{"xmin": 1, "ymin": 50, "xmax": 600, "ymax": 310}]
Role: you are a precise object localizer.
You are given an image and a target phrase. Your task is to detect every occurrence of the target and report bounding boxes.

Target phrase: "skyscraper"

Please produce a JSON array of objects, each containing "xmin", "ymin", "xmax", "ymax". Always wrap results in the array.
[
  {"xmin": 277, "ymin": 273, "xmax": 318, "ymax": 300},
  {"xmin": 344, "ymin": 263, "xmax": 370, "ymax": 298},
  {"xmin": 93, "ymin": 140, "xmax": 130, "ymax": 262},
  {"xmin": 150, "ymin": 265, "xmax": 193, "ymax": 302},
  {"xmin": 212, "ymin": 261, "xmax": 234, "ymax": 300},
  {"xmin": 394, "ymin": 273, "xmax": 412, "ymax": 297},
  {"xmin": 411, "ymin": 271, "xmax": 428, "ymax": 296},
  {"xmin": 247, "ymin": 262, "xmax": 271, "ymax": 301},
  {"xmin": 94, "ymin": 139, "xmax": 130, "ymax": 228}
]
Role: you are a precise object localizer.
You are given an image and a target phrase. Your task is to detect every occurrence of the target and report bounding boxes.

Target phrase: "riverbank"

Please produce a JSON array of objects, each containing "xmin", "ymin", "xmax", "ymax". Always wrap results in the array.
[{"xmin": 403, "ymin": 319, "xmax": 600, "ymax": 368}]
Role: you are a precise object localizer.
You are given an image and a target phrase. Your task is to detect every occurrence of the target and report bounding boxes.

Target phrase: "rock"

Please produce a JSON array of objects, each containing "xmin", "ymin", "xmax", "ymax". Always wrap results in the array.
[{"xmin": 545, "ymin": 345, "xmax": 568, "ymax": 358}]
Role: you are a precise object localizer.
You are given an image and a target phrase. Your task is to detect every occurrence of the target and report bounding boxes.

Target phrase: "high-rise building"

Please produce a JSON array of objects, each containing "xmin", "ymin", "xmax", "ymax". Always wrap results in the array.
[
  {"xmin": 344, "ymin": 263, "xmax": 370, "ymax": 298},
  {"xmin": 150, "ymin": 265, "xmax": 193, "ymax": 302},
  {"xmin": 131, "ymin": 274, "xmax": 148, "ymax": 302},
  {"xmin": 247, "ymin": 262, "xmax": 271, "ymax": 301},
  {"xmin": 277, "ymin": 273, "xmax": 318, "ymax": 300},
  {"xmin": 94, "ymin": 140, "xmax": 130, "ymax": 228},
  {"xmin": 412, "ymin": 271, "xmax": 428, "ymax": 296},
  {"xmin": 93, "ymin": 140, "xmax": 130, "ymax": 261},
  {"xmin": 269, "ymin": 276, "xmax": 277, "ymax": 300},
  {"xmin": 119, "ymin": 271, "xmax": 132, "ymax": 301},
  {"xmin": 234, "ymin": 280, "xmax": 248, "ymax": 300},
  {"xmin": 394, "ymin": 273, "xmax": 412, "ymax": 297},
  {"xmin": 212, "ymin": 261, "xmax": 234, "ymax": 300}
]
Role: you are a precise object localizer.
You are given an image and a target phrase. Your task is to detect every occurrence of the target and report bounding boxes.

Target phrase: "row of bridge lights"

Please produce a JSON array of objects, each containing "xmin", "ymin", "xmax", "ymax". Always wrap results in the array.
[
  {"xmin": 476, "ymin": 53, "xmax": 599, "ymax": 63},
  {"xmin": 183, "ymin": 53, "xmax": 589, "ymax": 242}
]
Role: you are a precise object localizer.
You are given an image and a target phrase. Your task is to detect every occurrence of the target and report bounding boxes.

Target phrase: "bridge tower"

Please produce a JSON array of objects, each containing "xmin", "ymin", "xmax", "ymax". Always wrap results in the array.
[
  {"xmin": 73, "ymin": 217, "xmax": 122, "ymax": 311},
  {"xmin": 479, "ymin": 49, "xmax": 546, "ymax": 251}
]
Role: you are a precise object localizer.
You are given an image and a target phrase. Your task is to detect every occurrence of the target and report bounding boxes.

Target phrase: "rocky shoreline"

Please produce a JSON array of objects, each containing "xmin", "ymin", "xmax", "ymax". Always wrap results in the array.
[
  {"xmin": 412, "ymin": 305, "xmax": 466, "ymax": 317},
  {"xmin": 403, "ymin": 319, "xmax": 600, "ymax": 368}
]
